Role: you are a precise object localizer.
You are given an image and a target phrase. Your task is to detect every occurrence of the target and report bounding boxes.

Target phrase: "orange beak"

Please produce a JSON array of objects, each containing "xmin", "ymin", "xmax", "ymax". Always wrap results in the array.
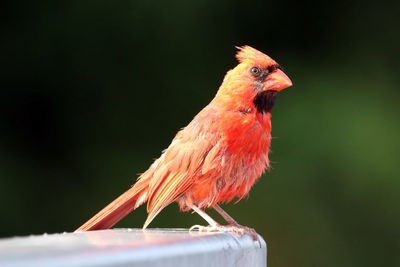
[{"xmin": 263, "ymin": 69, "xmax": 292, "ymax": 92}]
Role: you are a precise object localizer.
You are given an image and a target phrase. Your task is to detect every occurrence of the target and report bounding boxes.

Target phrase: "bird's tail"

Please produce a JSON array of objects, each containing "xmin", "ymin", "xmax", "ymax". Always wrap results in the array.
[{"xmin": 76, "ymin": 179, "xmax": 149, "ymax": 231}]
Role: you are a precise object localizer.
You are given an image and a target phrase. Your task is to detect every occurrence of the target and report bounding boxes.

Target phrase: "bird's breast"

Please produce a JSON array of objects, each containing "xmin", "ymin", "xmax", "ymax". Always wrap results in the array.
[
  {"xmin": 224, "ymin": 111, "xmax": 272, "ymax": 157},
  {"xmin": 177, "ymin": 110, "xmax": 272, "ymax": 208}
]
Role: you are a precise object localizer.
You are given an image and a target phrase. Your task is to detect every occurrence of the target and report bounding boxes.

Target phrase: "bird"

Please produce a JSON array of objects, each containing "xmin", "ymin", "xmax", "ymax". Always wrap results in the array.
[{"xmin": 77, "ymin": 46, "xmax": 292, "ymax": 240}]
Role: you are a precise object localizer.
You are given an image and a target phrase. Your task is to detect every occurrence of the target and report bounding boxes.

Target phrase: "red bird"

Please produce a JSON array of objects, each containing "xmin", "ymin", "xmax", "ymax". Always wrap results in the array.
[{"xmin": 77, "ymin": 46, "xmax": 292, "ymax": 239}]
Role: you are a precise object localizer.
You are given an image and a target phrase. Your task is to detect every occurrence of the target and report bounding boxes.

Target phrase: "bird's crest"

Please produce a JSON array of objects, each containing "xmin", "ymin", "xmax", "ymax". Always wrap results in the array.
[{"xmin": 235, "ymin": 45, "xmax": 276, "ymax": 67}]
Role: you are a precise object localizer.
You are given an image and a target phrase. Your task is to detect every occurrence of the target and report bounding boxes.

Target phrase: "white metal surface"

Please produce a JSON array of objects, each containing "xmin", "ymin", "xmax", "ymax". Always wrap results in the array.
[{"xmin": 0, "ymin": 228, "xmax": 266, "ymax": 267}]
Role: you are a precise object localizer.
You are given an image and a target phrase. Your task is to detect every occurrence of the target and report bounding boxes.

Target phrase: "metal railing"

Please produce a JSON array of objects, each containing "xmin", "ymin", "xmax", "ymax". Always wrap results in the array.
[{"xmin": 0, "ymin": 228, "xmax": 266, "ymax": 267}]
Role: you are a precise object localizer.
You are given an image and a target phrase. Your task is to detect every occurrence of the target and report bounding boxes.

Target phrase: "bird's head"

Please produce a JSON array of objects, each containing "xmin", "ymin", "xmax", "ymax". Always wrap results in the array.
[{"xmin": 216, "ymin": 46, "xmax": 292, "ymax": 114}]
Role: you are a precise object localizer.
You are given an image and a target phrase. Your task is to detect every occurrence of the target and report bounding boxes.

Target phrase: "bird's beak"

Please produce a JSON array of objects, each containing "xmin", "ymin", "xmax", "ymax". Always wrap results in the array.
[{"xmin": 263, "ymin": 69, "xmax": 292, "ymax": 91}]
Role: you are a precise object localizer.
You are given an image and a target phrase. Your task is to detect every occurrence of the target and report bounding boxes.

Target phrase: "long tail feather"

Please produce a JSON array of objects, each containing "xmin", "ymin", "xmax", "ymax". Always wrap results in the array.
[{"xmin": 76, "ymin": 182, "xmax": 148, "ymax": 231}]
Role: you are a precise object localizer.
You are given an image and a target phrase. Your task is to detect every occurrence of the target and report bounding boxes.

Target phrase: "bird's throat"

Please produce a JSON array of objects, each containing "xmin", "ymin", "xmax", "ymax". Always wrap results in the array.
[{"xmin": 253, "ymin": 90, "xmax": 277, "ymax": 114}]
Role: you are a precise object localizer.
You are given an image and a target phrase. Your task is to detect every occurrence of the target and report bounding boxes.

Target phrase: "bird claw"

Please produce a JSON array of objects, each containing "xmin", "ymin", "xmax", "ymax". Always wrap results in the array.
[{"xmin": 189, "ymin": 224, "xmax": 261, "ymax": 247}]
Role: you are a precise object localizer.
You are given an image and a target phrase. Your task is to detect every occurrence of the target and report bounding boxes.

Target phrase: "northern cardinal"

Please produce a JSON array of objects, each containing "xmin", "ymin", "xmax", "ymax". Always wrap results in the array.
[{"xmin": 77, "ymin": 46, "xmax": 292, "ymax": 240}]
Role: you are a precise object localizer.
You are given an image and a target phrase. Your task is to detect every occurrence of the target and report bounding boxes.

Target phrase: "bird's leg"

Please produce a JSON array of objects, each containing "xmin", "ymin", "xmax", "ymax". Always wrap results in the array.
[
  {"xmin": 190, "ymin": 205, "xmax": 260, "ymax": 245},
  {"xmin": 191, "ymin": 205, "xmax": 219, "ymax": 227},
  {"xmin": 213, "ymin": 204, "xmax": 239, "ymax": 225},
  {"xmin": 213, "ymin": 204, "xmax": 259, "ymax": 243}
]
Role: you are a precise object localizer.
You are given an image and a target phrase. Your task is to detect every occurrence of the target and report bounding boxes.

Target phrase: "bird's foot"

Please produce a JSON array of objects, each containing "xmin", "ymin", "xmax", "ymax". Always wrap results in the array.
[{"xmin": 189, "ymin": 224, "xmax": 261, "ymax": 246}]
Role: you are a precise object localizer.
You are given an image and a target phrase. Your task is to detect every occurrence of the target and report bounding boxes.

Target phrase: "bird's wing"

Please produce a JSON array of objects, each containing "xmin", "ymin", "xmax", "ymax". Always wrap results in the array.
[{"xmin": 143, "ymin": 109, "xmax": 221, "ymax": 228}]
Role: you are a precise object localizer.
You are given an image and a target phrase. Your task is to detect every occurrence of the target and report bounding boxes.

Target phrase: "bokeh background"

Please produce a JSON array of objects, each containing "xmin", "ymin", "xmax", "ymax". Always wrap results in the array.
[{"xmin": 1, "ymin": 1, "xmax": 399, "ymax": 266}]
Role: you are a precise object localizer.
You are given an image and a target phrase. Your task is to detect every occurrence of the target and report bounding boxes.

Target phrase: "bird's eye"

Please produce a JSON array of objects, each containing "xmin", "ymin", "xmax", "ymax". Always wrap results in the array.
[{"xmin": 250, "ymin": 67, "xmax": 261, "ymax": 76}]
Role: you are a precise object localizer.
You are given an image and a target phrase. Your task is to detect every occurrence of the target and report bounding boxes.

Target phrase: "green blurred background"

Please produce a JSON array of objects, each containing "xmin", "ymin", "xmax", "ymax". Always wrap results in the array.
[{"xmin": 1, "ymin": 1, "xmax": 399, "ymax": 266}]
